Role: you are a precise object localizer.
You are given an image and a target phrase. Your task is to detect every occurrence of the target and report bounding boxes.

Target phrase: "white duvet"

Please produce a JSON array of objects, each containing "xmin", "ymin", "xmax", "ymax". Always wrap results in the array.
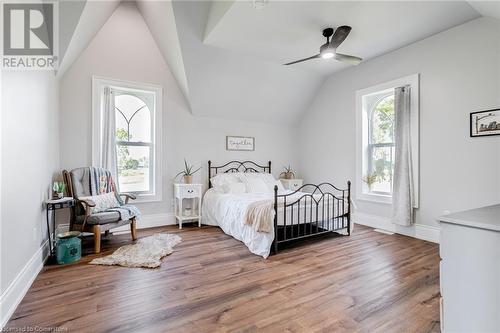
[{"xmin": 202, "ymin": 189, "xmax": 350, "ymax": 258}]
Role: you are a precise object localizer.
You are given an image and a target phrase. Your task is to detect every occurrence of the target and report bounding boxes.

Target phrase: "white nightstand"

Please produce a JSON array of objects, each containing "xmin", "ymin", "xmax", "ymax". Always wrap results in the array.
[
  {"xmin": 173, "ymin": 183, "xmax": 202, "ymax": 229},
  {"xmin": 280, "ymin": 179, "xmax": 303, "ymax": 191}
]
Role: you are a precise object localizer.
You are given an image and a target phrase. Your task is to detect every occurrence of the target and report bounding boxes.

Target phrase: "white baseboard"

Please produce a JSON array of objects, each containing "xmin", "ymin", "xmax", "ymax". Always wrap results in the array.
[
  {"xmin": 353, "ymin": 212, "xmax": 440, "ymax": 243},
  {"xmin": 0, "ymin": 240, "xmax": 49, "ymax": 328},
  {"xmin": 138, "ymin": 213, "xmax": 176, "ymax": 228},
  {"xmin": 112, "ymin": 213, "xmax": 176, "ymax": 234},
  {"xmin": 0, "ymin": 213, "xmax": 175, "ymax": 328}
]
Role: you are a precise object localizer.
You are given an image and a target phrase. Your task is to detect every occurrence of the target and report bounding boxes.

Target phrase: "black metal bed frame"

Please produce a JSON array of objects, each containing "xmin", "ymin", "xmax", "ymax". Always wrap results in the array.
[{"xmin": 208, "ymin": 160, "xmax": 351, "ymax": 254}]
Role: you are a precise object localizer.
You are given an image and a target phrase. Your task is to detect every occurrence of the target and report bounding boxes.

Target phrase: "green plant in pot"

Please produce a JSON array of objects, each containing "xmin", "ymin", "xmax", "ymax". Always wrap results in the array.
[
  {"xmin": 175, "ymin": 159, "xmax": 201, "ymax": 184},
  {"xmin": 52, "ymin": 182, "xmax": 66, "ymax": 199},
  {"xmin": 280, "ymin": 165, "xmax": 295, "ymax": 179}
]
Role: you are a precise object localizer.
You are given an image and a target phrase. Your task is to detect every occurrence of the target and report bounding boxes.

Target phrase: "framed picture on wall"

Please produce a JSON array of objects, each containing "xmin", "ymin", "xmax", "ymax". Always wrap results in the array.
[
  {"xmin": 470, "ymin": 108, "xmax": 500, "ymax": 137},
  {"xmin": 226, "ymin": 136, "xmax": 255, "ymax": 151}
]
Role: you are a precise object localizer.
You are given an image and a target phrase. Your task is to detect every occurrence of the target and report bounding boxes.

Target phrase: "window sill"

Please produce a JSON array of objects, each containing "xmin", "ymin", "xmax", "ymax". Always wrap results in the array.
[{"xmin": 356, "ymin": 193, "xmax": 392, "ymax": 205}]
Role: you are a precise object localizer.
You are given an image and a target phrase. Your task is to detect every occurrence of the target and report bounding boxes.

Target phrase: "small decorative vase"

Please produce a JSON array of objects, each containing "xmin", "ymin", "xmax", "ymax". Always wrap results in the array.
[
  {"xmin": 183, "ymin": 175, "xmax": 193, "ymax": 184},
  {"xmin": 57, "ymin": 192, "xmax": 64, "ymax": 199}
]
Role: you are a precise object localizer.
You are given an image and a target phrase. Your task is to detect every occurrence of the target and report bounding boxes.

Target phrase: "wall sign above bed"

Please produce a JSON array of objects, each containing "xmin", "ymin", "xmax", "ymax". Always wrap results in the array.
[
  {"xmin": 470, "ymin": 108, "xmax": 500, "ymax": 137},
  {"xmin": 226, "ymin": 136, "xmax": 255, "ymax": 151}
]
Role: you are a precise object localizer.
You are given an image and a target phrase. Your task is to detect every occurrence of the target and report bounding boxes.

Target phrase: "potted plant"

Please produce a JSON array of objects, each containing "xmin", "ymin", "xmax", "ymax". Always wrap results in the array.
[
  {"xmin": 52, "ymin": 182, "xmax": 66, "ymax": 199},
  {"xmin": 175, "ymin": 159, "xmax": 201, "ymax": 184},
  {"xmin": 280, "ymin": 165, "xmax": 295, "ymax": 179},
  {"xmin": 362, "ymin": 173, "xmax": 378, "ymax": 191}
]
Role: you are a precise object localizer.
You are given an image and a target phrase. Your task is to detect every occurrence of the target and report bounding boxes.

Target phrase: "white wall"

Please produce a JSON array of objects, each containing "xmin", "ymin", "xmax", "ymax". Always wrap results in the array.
[
  {"xmin": 59, "ymin": 2, "xmax": 297, "ymax": 219},
  {"xmin": 298, "ymin": 17, "xmax": 500, "ymax": 229},
  {"xmin": 1, "ymin": 70, "xmax": 60, "ymax": 320}
]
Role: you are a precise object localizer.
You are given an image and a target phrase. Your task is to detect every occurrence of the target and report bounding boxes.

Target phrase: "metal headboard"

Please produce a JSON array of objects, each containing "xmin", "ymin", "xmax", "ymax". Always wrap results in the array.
[{"xmin": 208, "ymin": 160, "xmax": 271, "ymax": 188}]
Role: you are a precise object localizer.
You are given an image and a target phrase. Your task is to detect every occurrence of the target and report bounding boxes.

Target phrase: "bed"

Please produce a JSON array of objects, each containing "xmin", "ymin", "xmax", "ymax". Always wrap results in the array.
[{"xmin": 202, "ymin": 160, "xmax": 351, "ymax": 258}]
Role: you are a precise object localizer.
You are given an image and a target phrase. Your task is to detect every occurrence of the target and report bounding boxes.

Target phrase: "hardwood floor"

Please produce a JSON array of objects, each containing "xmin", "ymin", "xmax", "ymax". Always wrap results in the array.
[{"xmin": 7, "ymin": 224, "xmax": 440, "ymax": 333}]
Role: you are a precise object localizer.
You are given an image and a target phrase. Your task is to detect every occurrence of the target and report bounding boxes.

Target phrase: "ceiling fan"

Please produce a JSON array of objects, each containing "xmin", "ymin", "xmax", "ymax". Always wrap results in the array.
[{"xmin": 284, "ymin": 26, "xmax": 362, "ymax": 66}]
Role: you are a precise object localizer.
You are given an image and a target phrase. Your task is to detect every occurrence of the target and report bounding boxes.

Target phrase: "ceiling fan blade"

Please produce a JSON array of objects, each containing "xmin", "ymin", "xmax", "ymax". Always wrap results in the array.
[
  {"xmin": 329, "ymin": 26, "xmax": 352, "ymax": 48},
  {"xmin": 284, "ymin": 54, "xmax": 320, "ymax": 65},
  {"xmin": 334, "ymin": 53, "xmax": 362, "ymax": 65}
]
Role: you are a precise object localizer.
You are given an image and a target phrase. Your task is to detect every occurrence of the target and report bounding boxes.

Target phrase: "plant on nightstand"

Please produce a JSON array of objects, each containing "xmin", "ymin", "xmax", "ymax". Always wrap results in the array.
[
  {"xmin": 280, "ymin": 164, "xmax": 295, "ymax": 179},
  {"xmin": 175, "ymin": 159, "xmax": 201, "ymax": 184}
]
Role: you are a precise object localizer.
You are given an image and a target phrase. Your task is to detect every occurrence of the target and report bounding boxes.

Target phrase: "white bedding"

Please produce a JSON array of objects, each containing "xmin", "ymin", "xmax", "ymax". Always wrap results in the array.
[{"xmin": 202, "ymin": 189, "xmax": 350, "ymax": 258}]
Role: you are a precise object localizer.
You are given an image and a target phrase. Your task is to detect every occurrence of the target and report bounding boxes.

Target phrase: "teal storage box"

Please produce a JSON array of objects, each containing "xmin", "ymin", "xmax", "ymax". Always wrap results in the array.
[{"xmin": 56, "ymin": 232, "xmax": 81, "ymax": 264}]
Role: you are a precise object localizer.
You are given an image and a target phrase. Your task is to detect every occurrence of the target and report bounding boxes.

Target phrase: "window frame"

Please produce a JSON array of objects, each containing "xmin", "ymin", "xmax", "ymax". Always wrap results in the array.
[
  {"xmin": 367, "ymin": 92, "xmax": 395, "ymax": 196},
  {"xmin": 92, "ymin": 76, "xmax": 163, "ymax": 203},
  {"xmin": 114, "ymin": 90, "xmax": 154, "ymax": 196},
  {"xmin": 355, "ymin": 74, "xmax": 419, "ymax": 206}
]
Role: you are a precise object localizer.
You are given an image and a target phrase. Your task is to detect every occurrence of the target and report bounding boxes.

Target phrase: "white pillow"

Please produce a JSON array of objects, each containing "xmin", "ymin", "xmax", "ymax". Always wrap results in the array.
[
  {"xmin": 222, "ymin": 182, "xmax": 247, "ymax": 194},
  {"xmin": 240, "ymin": 172, "xmax": 275, "ymax": 185},
  {"xmin": 210, "ymin": 173, "xmax": 241, "ymax": 188},
  {"xmin": 239, "ymin": 172, "xmax": 281, "ymax": 192},
  {"xmin": 79, "ymin": 192, "xmax": 120, "ymax": 214},
  {"xmin": 245, "ymin": 178, "xmax": 270, "ymax": 193}
]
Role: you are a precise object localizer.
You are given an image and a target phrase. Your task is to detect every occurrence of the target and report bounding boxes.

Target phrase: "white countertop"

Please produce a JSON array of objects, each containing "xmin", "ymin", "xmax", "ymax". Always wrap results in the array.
[{"xmin": 439, "ymin": 204, "xmax": 500, "ymax": 232}]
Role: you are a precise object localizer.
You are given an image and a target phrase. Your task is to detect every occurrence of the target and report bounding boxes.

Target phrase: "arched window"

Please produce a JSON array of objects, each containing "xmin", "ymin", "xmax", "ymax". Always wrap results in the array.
[
  {"xmin": 367, "ymin": 94, "xmax": 395, "ymax": 194},
  {"xmin": 114, "ymin": 92, "xmax": 154, "ymax": 194},
  {"xmin": 356, "ymin": 74, "xmax": 419, "ymax": 204},
  {"xmin": 93, "ymin": 77, "xmax": 162, "ymax": 202}
]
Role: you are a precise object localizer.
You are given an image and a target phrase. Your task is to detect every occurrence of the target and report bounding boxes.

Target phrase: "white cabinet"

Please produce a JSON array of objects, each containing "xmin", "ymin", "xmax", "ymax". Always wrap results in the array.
[
  {"xmin": 174, "ymin": 183, "xmax": 202, "ymax": 229},
  {"xmin": 280, "ymin": 179, "xmax": 303, "ymax": 191},
  {"xmin": 438, "ymin": 204, "xmax": 500, "ymax": 333}
]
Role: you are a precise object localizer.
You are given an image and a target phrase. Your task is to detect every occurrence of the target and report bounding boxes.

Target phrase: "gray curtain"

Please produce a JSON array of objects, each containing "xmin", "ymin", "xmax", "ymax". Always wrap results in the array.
[
  {"xmin": 100, "ymin": 87, "xmax": 119, "ymax": 191},
  {"xmin": 392, "ymin": 86, "xmax": 414, "ymax": 226}
]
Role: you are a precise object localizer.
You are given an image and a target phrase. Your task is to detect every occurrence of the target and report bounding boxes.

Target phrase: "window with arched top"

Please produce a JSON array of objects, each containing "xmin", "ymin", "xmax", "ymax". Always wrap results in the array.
[
  {"xmin": 356, "ymin": 74, "xmax": 419, "ymax": 205},
  {"xmin": 114, "ymin": 92, "xmax": 154, "ymax": 194},
  {"xmin": 367, "ymin": 94, "xmax": 395, "ymax": 194},
  {"xmin": 92, "ymin": 77, "xmax": 162, "ymax": 202}
]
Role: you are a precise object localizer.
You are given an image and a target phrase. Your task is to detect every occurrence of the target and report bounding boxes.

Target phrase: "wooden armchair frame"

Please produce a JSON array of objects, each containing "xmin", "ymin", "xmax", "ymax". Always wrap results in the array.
[{"xmin": 62, "ymin": 170, "xmax": 137, "ymax": 253}]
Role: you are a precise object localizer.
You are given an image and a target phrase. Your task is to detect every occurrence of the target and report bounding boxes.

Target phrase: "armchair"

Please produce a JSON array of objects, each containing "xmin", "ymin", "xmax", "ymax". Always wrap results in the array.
[{"xmin": 63, "ymin": 167, "xmax": 139, "ymax": 253}]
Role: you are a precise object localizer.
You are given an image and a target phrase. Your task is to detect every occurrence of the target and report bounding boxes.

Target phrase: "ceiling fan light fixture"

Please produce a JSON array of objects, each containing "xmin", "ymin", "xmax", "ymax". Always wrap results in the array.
[
  {"xmin": 321, "ymin": 52, "xmax": 334, "ymax": 59},
  {"xmin": 283, "ymin": 26, "xmax": 362, "ymax": 66},
  {"xmin": 319, "ymin": 43, "xmax": 335, "ymax": 59}
]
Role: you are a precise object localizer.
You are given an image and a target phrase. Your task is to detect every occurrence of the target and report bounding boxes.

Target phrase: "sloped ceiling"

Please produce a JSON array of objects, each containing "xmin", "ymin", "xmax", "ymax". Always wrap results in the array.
[
  {"xmin": 58, "ymin": 0, "xmax": 121, "ymax": 76},
  {"xmin": 467, "ymin": 1, "xmax": 500, "ymax": 20},
  {"xmin": 171, "ymin": 0, "xmax": 322, "ymax": 123},
  {"xmin": 135, "ymin": 0, "xmax": 190, "ymax": 107},
  {"xmin": 60, "ymin": 0, "xmax": 492, "ymax": 124}
]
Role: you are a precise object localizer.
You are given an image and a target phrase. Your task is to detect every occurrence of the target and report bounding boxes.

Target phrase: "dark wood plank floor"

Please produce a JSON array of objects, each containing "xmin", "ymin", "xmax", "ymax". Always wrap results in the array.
[{"xmin": 7, "ymin": 224, "xmax": 440, "ymax": 333}]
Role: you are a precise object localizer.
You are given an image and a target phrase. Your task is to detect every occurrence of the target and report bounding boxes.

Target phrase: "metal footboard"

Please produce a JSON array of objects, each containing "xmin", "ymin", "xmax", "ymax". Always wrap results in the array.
[{"xmin": 272, "ymin": 181, "xmax": 351, "ymax": 254}]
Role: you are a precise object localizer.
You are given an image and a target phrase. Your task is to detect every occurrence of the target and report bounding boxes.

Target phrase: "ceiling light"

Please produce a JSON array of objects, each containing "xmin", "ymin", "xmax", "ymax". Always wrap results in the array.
[
  {"xmin": 253, "ymin": 0, "xmax": 268, "ymax": 10},
  {"xmin": 321, "ymin": 52, "xmax": 334, "ymax": 59}
]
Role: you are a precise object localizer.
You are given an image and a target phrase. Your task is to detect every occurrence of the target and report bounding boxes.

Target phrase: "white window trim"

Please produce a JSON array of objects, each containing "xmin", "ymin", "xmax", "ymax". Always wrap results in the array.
[
  {"xmin": 355, "ymin": 74, "xmax": 419, "ymax": 206},
  {"xmin": 92, "ymin": 76, "xmax": 163, "ymax": 203}
]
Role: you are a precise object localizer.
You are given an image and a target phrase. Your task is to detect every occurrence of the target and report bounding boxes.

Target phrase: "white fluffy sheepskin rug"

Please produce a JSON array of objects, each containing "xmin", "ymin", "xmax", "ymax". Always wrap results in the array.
[{"xmin": 90, "ymin": 233, "xmax": 182, "ymax": 268}]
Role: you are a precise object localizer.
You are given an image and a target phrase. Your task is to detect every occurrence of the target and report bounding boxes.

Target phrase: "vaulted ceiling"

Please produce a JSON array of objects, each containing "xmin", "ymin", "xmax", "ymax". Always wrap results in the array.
[
  {"xmin": 58, "ymin": 0, "xmax": 496, "ymax": 124},
  {"xmin": 203, "ymin": 1, "xmax": 480, "ymax": 75}
]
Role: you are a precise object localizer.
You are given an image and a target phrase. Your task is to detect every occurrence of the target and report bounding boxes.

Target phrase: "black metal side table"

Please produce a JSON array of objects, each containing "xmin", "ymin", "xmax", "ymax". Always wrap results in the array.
[{"xmin": 45, "ymin": 197, "xmax": 75, "ymax": 262}]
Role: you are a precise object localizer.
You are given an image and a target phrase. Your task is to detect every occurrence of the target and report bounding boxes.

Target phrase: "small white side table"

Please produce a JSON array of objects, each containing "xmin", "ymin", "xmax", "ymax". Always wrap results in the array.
[
  {"xmin": 280, "ymin": 179, "xmax": 304, "ymax": 191},
  {"xmin": 174, "ymin": 183, "xmax": 202, "ymax": 229}
]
